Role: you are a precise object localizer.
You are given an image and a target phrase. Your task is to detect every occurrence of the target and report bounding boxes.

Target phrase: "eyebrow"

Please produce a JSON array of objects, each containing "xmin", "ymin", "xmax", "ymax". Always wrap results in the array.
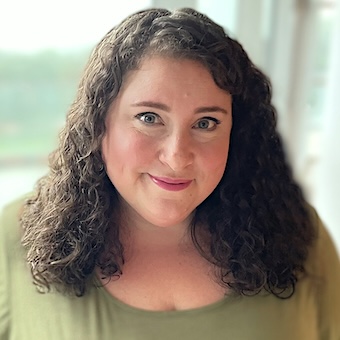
[{"xmin": 131, "ymin": 101, "xmax": 229, "ymax": 115}]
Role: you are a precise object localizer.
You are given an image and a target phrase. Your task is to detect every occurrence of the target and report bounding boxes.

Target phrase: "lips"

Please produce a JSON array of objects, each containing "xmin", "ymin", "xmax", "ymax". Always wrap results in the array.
[{"xmin": 149, "ymin": 175, "xmax": 192, "ymax": 191}]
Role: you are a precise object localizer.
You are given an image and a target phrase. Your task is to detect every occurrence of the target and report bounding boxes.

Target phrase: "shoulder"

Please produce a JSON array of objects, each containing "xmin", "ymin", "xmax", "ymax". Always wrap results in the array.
[
  {"xmin": 0, "ymin": 195, "xmax": 31, "ymax": 337},
  {"xmin": 0, "ymin": 193, "xmax": 34, "ymax": 275},
  {"xmin": 0, "ymin": 195, "xmax": 29, "ymax": 247},
  {"xmin": 0, "ymin": 197, "xmax": 24, "ymax": 336},
  {"xmin": 305, "ymin": 205, "xmax": 339, "ymax": 274},
  {"xmin": 305, "ymin": 205, "xmax": 340, "ymax": 339},
  {"xmin": 0, "ymin": 194, "xmax": 32, "ymax": 273}
]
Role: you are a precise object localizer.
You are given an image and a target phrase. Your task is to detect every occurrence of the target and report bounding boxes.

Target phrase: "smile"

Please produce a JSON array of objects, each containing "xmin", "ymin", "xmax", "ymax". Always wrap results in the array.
[{"xmin": 149, "ymin": 175, "xmax": 193, "ymax": 191}]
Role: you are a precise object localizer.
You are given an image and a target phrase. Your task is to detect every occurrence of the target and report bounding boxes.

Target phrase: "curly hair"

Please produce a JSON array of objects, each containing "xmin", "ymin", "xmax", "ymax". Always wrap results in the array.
[{"xmin": 20, "ymin": 7, "xmax": 315, "ymax": 298}]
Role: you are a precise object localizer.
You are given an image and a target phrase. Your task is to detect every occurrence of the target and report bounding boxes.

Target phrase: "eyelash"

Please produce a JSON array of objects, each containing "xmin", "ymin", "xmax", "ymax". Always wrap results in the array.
[
  {"xmin": 135, "ymin": 112, "xmax": 221, "ymax": 131},
  {"xmin": 135, "ymin": 112, "xmax": 162, "ymax": 125},
  {"xmin": 193, "ymin": 117, "xmax": 221, "ymax": 131}
]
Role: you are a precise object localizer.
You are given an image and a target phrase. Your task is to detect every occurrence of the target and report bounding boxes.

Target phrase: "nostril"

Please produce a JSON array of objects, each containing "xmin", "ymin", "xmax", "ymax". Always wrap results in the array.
[{"xmin": 159, "ymin": 150, "xmax": 194, "ymax": 171}]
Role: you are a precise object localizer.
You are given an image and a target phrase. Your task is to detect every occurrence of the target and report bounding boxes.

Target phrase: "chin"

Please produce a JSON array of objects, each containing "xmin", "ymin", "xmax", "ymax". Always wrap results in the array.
[{"xmin": 142, "ymin": 211, "xmax": 194, "ymax": 228}]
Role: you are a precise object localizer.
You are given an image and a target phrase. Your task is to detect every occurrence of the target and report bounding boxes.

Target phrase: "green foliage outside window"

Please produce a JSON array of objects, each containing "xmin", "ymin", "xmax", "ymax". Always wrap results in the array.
[{"xmin": 0, "ymin": 49, "xmax": 90, "ymax": 160}]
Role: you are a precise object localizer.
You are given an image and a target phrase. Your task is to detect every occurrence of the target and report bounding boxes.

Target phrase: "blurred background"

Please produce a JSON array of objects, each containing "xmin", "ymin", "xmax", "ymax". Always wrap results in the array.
[{"xmin": 0, "ymin": 0, "xmax": 339, "ymax": 249}]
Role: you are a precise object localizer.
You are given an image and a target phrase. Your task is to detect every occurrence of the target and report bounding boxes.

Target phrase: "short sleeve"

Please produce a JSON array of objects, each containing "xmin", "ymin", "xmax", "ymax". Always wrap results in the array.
[{"xmin": 312, "ymin": 210, "xmax": 340, "ymax": 340}]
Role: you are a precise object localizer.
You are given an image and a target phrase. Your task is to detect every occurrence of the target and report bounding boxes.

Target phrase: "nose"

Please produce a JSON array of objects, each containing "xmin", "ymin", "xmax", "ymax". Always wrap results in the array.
[{"xmin": 158, "ymin": 131, "xmax": 194, "ymax": 171}]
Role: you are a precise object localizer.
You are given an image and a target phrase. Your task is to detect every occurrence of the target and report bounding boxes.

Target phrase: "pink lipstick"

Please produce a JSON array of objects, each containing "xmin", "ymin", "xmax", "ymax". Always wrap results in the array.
[{"xmin": 149, "ymin": 175, "xmax": 192, "ymax": 191}]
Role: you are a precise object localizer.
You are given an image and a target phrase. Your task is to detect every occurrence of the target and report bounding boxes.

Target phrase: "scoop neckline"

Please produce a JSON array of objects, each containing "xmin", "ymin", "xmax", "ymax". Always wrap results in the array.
[{"xmin": 93, "ymin": 275, "xmax": 238, "ymax": 317}]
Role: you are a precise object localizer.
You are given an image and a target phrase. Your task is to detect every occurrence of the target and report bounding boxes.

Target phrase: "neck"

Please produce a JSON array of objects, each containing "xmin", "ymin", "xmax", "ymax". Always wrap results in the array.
[{"xmin": 119, "ymin": 204, "xmax": 195, "ymax": 251}]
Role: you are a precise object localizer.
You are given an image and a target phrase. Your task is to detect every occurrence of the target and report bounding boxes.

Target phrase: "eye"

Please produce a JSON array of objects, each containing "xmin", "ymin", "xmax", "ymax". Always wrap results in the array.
[
  {"xmin": 193, "ymin": 117, "xmax": 221, "ymax": 131},
  {"xmin": 135, "ymin": 112, "xmax": 162, "ymax": 125}
]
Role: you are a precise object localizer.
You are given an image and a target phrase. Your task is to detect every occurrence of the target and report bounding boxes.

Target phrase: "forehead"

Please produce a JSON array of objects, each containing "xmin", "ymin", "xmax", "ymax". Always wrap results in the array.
[{"xmin": 118, "ymin": 56, "xmax": 231, "ymax": 103}]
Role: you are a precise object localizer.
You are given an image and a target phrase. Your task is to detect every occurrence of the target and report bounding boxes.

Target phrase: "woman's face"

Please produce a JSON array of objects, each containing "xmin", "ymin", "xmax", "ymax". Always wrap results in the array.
[{"xmin": 102, "ymin": 56, "xmax": 232, "ymax": 228}]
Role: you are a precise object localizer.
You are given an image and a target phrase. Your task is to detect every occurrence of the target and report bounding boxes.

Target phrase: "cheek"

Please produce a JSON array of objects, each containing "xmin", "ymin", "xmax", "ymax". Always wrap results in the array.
[
  {"xmin": 102, "ymin": 129, "xmax": 157, "ymax": 171},
  {"xmin": 205, "ymin": 150, "xmax": 229, "ymax": 191},
  {"xmin": 200, "ymin": 142, "xmax": 230, "ymax": 174}
]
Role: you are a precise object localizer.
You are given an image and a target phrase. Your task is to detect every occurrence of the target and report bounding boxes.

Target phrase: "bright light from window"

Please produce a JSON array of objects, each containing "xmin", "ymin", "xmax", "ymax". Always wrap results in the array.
[{"xmin": 0, "ymin": 0, "xmax": 151, "ymax": 52}]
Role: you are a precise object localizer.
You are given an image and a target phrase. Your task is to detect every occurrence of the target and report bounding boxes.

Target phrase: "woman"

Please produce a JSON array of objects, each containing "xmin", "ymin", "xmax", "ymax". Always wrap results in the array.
[{"xmin": 1, "ymin": 7, "xmax": 339, "ymax": 340}]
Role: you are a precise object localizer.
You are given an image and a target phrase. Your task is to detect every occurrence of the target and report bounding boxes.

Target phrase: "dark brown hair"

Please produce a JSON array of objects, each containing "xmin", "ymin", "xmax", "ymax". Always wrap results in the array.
[{"xmin": 21, "ymin": 8, "xmax": 315, "ymax": 298}]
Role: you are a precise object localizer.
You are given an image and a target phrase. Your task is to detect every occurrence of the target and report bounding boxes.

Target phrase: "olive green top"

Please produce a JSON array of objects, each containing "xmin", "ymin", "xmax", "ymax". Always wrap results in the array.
[{"xmin": 1, "ymin": 198, "xmax": 339, "ymax": 340}]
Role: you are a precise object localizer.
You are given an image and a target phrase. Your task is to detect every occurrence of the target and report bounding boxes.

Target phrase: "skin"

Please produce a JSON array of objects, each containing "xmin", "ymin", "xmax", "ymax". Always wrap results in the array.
[
  {"xmin": 100, "ymin": 56, "xmax": 233, "ymax": 310},
  {"xmin": 102, "ymin": 56, "xmax": 233, "ymax": 234}
]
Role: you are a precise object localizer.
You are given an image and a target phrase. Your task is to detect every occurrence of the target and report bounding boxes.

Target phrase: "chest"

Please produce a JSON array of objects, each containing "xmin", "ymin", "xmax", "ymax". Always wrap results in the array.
[{"xmin": 98, "ymin": 249, "xmax": 227, "ymax": 311}]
